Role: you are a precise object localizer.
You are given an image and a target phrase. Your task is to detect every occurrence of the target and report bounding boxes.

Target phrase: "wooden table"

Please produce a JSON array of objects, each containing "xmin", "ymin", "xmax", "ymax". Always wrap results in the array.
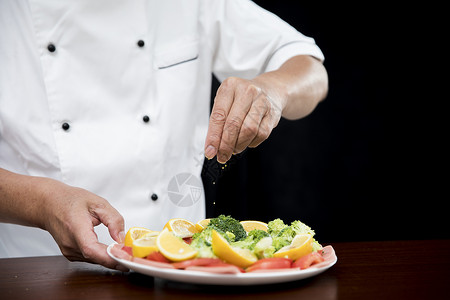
[{"xmin": 1, "ymin": 240, "xmax": 448, "ymax": 300}]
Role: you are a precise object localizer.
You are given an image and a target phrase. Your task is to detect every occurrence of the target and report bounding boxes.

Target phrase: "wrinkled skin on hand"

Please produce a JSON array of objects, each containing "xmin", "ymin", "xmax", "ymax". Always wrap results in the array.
[
  {"xmin": 204, "ymin": 76, "xmax": 283, "ymax": 164},
  {"xmin": 39, "ymin": 180, "xmax": 128, "ymax": 271},
  {"xmin": 204, "ymin": 55, "xmax": 328, "ymax": 164}
]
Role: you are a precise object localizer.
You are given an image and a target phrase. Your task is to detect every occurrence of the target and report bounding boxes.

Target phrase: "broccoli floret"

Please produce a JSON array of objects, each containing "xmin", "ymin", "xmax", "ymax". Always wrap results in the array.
[
  {"xmin": 272, "ymin": 236, "xmax": 290, "ymax": 251},
  {"xmin": 231, "ymin": 229, "xmax": 269, "ymax": 251},
  {"xmin": 277, "ymin": 226, "xmax": 296, "ymax": 240},
  {"xmin": 247, "ymin": 229, "xmax": 270, "ymax": 241},
  {"xmin": 208, "ymin": 215, "xmax": 247, "ymax": 241},
  {"xmin": 231, "ymin": 236, "xmax": 254, "ymax": 250},
  {"xmin": 190, "ymin": 235, "xmax": 217, "ymax": 258},
  {"xmin": 189, "ymin": 227, "xmax": 219, "ymax": 258},
  {"xmin": 267, "ymin": 218, "xmax": 288, "ymax": 237},
  {"xmin": 225, "ymin": 231, "xmax": 236, "ymax": 242},
  {"xmin": 191, "ymin": 231, "xmax": 202, "ymax": 240},
  {"xmin": 291, "ymin": 220, "xmax": 315, "ymax": 237},
  {"xmin": 190, "ymin": 223, "xmax": 241, "ymax": 258},
  {"xmin": 253, "ymin": 236, "xmax": 275, "ymax": 259},
  {"xmin": 271, "ymin": 226, "xmax": 296, "ymax": 252}
]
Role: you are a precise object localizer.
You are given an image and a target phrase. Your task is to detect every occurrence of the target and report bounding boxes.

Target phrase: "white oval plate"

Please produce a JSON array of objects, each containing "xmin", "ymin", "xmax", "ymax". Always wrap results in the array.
[{"xmin": 107, "ymin": 244, "xmax": 337, "ymax": 285}]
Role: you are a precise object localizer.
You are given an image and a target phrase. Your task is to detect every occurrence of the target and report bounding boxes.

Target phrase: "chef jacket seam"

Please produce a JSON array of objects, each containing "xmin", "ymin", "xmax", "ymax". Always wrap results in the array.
[{"xmin": 27, "ymin": 3, "xmax": 67, "ymax": 181}]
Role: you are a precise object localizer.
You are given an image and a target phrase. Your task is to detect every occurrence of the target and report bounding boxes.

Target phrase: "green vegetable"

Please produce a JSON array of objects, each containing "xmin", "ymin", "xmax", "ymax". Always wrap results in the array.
[
  {"xmin": 253, "ymin": 237, "xmax": 275, "ymax": 259},
  {"xmin": 230, "ymin": 236, "xmax": 254, "ymax": 250},
  {"xmin": 190, "ymin": 226, "xmax": 235, "ymax": 258},
  {"xmin": 189, "ymin": 227, "xmax": 217, "ymax": 258},
  {"xmin": 247, "ymin": 229, "xmax": 270, "ymax": 241},
  {"xmin": 272, "ymin": 226, "xmax": 296, "ymax": 251},
  {"xmin": 291, "ymin": 220, "xmax": 315, "ymax": 237},
  {"xmin": 189, "ymin": 216, "xmax": 323, "ymax": 260},
  {"xmin": 189, "ymin": 217, "xmax": 242, "ymax": 258},
  {"xmin": 208, "ymin": 215, "xmax": 247, "ymax": 242},
  {"xmin": 267, "ymin": 218, "xmax": 288, "ymax": 237},
  {"xmin": 224, "ymin": 231, "xmax": 236, "ymax": 242},
  {"xmin": 290, "ymin": 220, "xmax": 323, "ymax": 252},
  {"xmin": 231, "ymin": 229, "xmax": 269, "ymax": 251},
  {"xmin": 277, "ymin": 226, "xmax": 296, "ymax": 241},
  {"xmin": 312, "ymin": 240, "xmax": 323, "ymax": 252}
]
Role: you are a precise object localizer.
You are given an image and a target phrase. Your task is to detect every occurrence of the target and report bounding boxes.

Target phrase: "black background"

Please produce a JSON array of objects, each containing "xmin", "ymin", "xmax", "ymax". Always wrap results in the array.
[{"xmin": 203, "ymin": 2, "xmax": 447, "ymax": 243}]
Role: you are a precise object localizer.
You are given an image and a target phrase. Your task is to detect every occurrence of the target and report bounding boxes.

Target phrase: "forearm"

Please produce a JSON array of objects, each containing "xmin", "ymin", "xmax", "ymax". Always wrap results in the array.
[
  {"xmin": 252, "ymin": 55, "xmax": 328, "ymax": 120},
  {"xmin": 0, "ymin": 167, "xmax": 126, "ymax": 269},
  {"xmin": 0, "ymin": 168, "xmax": 49, "ymax": 229}
]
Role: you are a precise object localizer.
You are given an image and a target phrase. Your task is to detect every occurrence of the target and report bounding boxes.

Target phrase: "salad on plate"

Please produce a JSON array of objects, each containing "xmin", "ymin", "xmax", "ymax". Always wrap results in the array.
[{"xmin": 109, "ymin": 215, "xmax": 336, "ymax": 274}]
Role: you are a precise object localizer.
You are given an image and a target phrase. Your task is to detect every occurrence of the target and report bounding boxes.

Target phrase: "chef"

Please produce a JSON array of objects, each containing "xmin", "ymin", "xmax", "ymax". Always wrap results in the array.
[{"xmin": 0, "ymin": 0, "xmax": 328, "ymax": 270}]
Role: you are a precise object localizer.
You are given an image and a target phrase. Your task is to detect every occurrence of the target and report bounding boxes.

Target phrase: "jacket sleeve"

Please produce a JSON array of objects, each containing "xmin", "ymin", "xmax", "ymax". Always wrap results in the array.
[{"xmin": 200, "ymin": 0, "xmax": 324, "ymax": 82}]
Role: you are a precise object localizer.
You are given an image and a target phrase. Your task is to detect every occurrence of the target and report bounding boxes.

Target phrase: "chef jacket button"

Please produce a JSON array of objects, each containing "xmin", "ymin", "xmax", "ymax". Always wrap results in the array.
[
  {"xmin": 47, "ymin": 43, "xmax": 56, "ymax": 52},
  {"xmin": 137, "ymin": 40, "xmax": 145, "ymax": 47},
  {"xmin": 62, "ymin": 122, "xmax": 70, "ymax": 131},
  {"xmin": 150, "ymin": 193, "xmax": 158, "ymax": 201},
  {"xmin": 143, "ymin": 115, "xmax": 150, "ymax": 123}
]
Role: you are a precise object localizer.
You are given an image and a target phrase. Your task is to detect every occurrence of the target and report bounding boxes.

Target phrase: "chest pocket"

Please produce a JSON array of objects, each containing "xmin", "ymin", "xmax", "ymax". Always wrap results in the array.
[{"xmin": 153, "ymin": 39, "xmax": 199, "ymax": 70}]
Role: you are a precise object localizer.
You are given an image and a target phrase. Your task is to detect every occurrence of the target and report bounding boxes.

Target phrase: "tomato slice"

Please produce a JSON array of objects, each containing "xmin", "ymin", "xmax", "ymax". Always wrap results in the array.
[
  {"xmin": 292, "ymin": 251, "xmax": 325, "ymax": 269},
  {"xmin": 172, "ymin": 258, "xmax": 225, "ymax": 269},
  {"xmin": 183, "ymin": 237, "xmax": 193, "ymax": 245},
  {"xmin": 246, "ymin": 257, "xmax": 292, "ymax": 272},
  {"xmin": 146, "ymin": 251, "xmax": 171, "ymax": 263},
  {"xmin": 121, "ymin": 245, "xmax": 133, "ymax": 256}
]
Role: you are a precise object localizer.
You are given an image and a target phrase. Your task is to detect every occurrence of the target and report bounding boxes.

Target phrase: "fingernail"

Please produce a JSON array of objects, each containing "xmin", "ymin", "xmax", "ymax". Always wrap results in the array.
[
  {"xmin": 218, "ymin": 154, "xmax": 228, "ymax": 164},
  {"xmin": 118, "ymin": 231, "xmax": 125, "ymax": 243},
  {"xmin": 205, "ymin": 145, "xmax": 216, "ymax": 159}
]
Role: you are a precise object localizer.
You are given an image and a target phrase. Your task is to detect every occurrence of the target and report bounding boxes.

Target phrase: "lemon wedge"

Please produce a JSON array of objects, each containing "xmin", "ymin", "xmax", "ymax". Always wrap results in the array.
[
  {"xmin": 156, "ymin": 228, "xmax": 198, "ymax": 261},
  {"xmin": 195, "ymin": 218, "xmax": 211, "ymax": 232},
  {"xmin": 163, "ymin": 218, "xmax": 199, "ymax": 238},
  {"xmin": 132, "ymin": 233, "xmax": 159, "ymax": 258},
  {"xmin": 240, "ymin": 220, "xmax": 268, "ymax": 232},
  {"xmin": 124, "ymin": 227, "xmax": 157, "ymax": 247},
  {"xmin": 273, "ymin": 234, "xmax": 313, "ymax": 260},
  {"xmin": 211, "ymin": 230, "xmax": 257, "ymax": 268}
]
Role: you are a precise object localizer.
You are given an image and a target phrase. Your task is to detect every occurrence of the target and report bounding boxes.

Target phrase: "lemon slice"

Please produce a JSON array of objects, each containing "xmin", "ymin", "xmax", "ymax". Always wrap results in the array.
[
  {"xmin": 240, "ymin": 220, "xmax": 268, "ymax": 232},
  {"xmin": 156, "ymin": 228, "xmax": 198, "ymax": 261},
  {"xmin": 273, "ymin": 234, "xmax": 313, "ymax": 260},
  {"xmin": 124, "ymin": 227, "xmax": 156, "ymax": 247},
  {"xmin": 163, "ymin": 218, "xmax": 199, "ymax": 238},
  {"xmin": 195, "ymin": 218, "xmax": 211, "ymax": 232},
  {"xmin": 211, "ymin": 230, "xmax": 257, "ymax": 268},
  {"xmin": 132, "ymin": 234, "xmax": 159, "ymax": 258}
]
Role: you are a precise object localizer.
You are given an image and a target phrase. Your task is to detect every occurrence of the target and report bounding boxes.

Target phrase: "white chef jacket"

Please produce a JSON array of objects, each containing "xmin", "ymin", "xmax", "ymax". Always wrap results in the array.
[{"xmin": 0, "ymin": 0, "xmax": 324, "ymax": 258}]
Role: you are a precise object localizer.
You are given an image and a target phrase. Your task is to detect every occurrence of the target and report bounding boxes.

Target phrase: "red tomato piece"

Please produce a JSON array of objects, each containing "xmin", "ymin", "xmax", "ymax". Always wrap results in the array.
[
  {"xmin": 183, "ymin": 237, "xmax": 193, "ymax": 245},
  {"xmin": 292, "ymin": 252, "xmax": 325, "ymax": 269},
  {"xmin": 246, "ymin": 257, "xmax": 292, "ymax": 272},
  {"xmin": 146, "ymin": 251, "xmax": 171, "ymax": 263},
  {"xmin": 121, "ymin": 245, "xmax": 133, "ymax": 256},
  {"xmin": 172, "ymin": 258, "xmax": 225, "ymax": 269}
]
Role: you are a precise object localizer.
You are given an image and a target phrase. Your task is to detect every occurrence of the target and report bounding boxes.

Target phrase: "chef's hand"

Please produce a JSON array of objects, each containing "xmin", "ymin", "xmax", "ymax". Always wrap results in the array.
[
  {"xmin": 0, "ymin": 168, "xmax": 128, "ymax": 271},
  {"xmin": 40, "ymin": 179, "xmax": 128, "ymax": 271},
  {"xmin": 204, "ymin": 55, "xmax": 328, "ymax": 163},
  {"xmin": 204, "ymin": 76, "xmax": 282, "ymax": 164}
]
